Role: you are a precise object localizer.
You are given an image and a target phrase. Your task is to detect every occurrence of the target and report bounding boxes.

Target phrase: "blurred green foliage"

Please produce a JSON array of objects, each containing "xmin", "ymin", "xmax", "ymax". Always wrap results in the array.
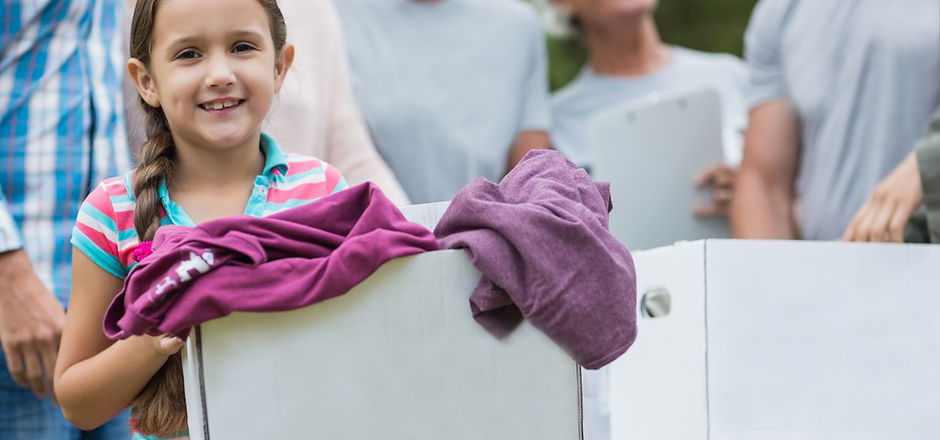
[{"xmin": 546, "ymin": 0, "xmax": 759, "ymax": 91}]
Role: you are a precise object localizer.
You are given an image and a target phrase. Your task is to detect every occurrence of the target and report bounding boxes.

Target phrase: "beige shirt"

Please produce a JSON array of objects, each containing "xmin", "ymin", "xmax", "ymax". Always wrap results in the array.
[{"xmin": 123, "ymin": 0, "xmax": 410, "ymax": 206}]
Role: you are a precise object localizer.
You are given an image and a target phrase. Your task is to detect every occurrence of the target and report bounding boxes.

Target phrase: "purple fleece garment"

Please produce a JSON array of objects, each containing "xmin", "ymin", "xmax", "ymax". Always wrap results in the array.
[
  {"xmin": 434, "ymin": 150, "xmax": 637, "ymax": 370},
  {"xmin": 104, "ymin": 183, "xmax": 439, "ymax": 339}
]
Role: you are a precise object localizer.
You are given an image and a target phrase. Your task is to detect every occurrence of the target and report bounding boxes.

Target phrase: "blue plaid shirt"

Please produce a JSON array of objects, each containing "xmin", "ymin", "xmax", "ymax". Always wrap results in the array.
[{"xmin": 1, "ymin": 0, "xmax": 132, "ymax": 306}]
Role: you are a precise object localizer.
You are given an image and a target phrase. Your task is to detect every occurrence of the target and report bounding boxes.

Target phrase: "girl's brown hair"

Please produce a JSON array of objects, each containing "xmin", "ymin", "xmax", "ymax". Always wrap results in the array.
[{"xmin": 128, "ymin": 0, "xmax": 287, "ymax": 436}]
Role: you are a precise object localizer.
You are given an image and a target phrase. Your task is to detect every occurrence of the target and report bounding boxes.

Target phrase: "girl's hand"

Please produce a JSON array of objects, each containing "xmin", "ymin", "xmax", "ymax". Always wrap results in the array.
[{"xmin": 148, "ymin": 334, "xmax": 185, "ymax": 357}]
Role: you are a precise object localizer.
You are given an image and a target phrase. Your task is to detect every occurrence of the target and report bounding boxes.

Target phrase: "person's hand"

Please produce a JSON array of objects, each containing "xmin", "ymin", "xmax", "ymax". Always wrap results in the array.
[
  {"xmin": 842, "ymin": 152, "xmax": 923, "ymax": 242},
  {"xmin": 146, "ymin": 334, "xmax": 185, "ymax": 357},
  {"xmin": 693, "ymin": 163, "xmax": 737, "ymax": 218},
  {"xmin": 0, "ymin": 250, "xmax": 66, "ymax": 399}
]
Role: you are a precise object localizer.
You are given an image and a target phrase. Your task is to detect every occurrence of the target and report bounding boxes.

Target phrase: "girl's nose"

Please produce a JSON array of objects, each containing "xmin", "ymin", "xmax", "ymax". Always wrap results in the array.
[{"xmin": 204, "ymin": 54, "xmax": 236, "ymax": 88}]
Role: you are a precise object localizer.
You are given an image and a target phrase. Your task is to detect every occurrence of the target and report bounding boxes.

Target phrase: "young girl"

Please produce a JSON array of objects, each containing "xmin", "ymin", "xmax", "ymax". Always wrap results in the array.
[{"xmin": 53, "ymin": 0, "xmax": 346, "ymax": 438}]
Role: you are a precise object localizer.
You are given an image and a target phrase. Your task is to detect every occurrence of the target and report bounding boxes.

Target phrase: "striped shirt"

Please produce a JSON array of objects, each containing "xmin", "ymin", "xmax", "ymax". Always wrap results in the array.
[
  {"xmin": 131, "ymin": 432, "xmax": 187, "ymax": 440},
  {"xmin": 72, "ymin": 133, "xmax": 348, "ymax": 279},
  {"xmin": 1, "ymin": 0, "xmax": 132, "ymax": 306}
]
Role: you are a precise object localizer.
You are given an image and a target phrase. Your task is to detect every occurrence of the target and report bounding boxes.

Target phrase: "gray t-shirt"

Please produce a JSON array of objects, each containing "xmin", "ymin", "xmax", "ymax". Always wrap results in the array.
[
  {"xmin": 746, "ymin": 0, "xmax": 940, "ymax": 240},
  {"xmin": 551, "ymin": 46, "xmax": 749, "ymax": 172},
  {"xmin": 334, "ymin": 0, "xmax": 551, "ymax": 204}
]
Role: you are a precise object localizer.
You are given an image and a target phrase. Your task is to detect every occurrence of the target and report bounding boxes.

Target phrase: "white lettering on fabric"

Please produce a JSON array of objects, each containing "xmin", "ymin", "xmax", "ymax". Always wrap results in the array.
[
  {"xmin": 154, "ymin": 276, "xmax": 179, "ymax": 297},
  {"xmin": 147, "ymin": 250, "xmax": 217, "ymax": 304},
  {"xmin": 176, "ymin": 251, "xmax": 214, "ymax": 282}
]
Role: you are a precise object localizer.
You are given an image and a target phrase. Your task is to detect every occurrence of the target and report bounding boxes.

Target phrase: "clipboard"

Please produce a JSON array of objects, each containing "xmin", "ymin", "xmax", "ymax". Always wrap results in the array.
[{"xmin": 589, "ymin": 87, "xmax": 729, "ymax": 251}]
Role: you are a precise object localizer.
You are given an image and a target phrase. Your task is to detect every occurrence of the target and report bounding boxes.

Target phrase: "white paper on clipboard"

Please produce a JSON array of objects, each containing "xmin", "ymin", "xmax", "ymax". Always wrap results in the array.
[{"xmin": 589, "ymin": 87, "xmax": 729, "ymax": 251}]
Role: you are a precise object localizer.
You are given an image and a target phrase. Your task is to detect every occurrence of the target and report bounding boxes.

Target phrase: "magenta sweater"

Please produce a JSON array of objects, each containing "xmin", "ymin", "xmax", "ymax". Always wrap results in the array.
[{"xmin": 103, "ymin": 183, "xmax": 439, "ymax": 339}]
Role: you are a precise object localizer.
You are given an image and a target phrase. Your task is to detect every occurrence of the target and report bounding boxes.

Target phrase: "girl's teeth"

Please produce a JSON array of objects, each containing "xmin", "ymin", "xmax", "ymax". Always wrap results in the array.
[{"xmin": 205, "ymin": 100, "xmax": 238, "ymax": 110}]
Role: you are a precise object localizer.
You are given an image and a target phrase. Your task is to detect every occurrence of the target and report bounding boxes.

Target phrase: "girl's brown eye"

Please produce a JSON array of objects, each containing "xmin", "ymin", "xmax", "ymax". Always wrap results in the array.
[
  {"xmin": 177, "ymin": 49, "xmax": 199, "ymax": 60},
  {"xmin": 233, "ymin": 43, "xmax": 256, "ymax": 53}
]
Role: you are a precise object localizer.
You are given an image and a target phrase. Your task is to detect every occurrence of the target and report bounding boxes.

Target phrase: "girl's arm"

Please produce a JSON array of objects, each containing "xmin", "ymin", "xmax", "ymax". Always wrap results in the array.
[{"xmin": 54, "ymin": 247, "xmax": 183, "ymax": 430}]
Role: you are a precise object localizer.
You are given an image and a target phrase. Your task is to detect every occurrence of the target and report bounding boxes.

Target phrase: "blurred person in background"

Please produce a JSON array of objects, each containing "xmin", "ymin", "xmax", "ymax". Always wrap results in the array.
[
  {"xmin": 541, "ymin": 0, "xmax": 747, "ymax": 218},
  {"xmin": 122, "ymin": 0, "xmax": 411, "ymax": 206},
  {"xmin": 843, "ymin": 106, "xmax": 940, "ymax": 243},
  {"xmin": 531, "ymin": 1, "xmax": 756, "ymax": 437},
  {"xmin": 332, "ymin": 0, "xmax": 552, "ymax": 204},
  {"xmin": 0, "ymin": 0, "xmax": 133, "ymax": 438},
  {"xmin": 731, "ymin": 0, "xmax": 940, "ymax": 240}
]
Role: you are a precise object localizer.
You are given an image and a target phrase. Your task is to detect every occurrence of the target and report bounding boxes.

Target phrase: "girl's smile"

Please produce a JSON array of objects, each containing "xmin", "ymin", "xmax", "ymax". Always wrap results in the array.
[
  {"xmin": 129, "ymin": 0, "xmax": 293, "ymax": 157},
  {"xmin": 198, "ymin": 97, "xmax": 246, "ymax": 115}
]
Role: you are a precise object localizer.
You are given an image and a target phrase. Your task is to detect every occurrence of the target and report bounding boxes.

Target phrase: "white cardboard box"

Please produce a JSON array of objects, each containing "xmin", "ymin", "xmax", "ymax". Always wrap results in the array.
[
  {"xmin": 608, "ymin": 239, "xmax": 940, "ymax": 439},
  {"xmin": 181, "ymin": 203, "xmax": 582, "ymax": 439}
]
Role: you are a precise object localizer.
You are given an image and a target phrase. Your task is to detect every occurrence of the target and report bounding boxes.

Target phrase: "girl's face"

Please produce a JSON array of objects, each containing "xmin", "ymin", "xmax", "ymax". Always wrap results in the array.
[{"xmin": 131, "ymin": 0, "xmax": 292, "ymax": 153}]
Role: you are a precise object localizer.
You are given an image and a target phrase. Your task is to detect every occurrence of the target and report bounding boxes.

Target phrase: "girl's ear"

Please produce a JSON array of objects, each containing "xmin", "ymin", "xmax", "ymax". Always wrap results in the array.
[
  {"xmin": 273, "ymin": 43, "xmax": 295, "ymax": 94},
  {"xmin": 128, "ymin": 58, "xmax": 161, "ymax": 108}
]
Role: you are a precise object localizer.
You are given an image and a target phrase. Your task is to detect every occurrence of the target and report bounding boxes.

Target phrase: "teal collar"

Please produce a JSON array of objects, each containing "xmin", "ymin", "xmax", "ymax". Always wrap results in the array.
[
  {"xmin": 157, "ymin": 132, "xmax": 288, "ymax": 226},
  {"xmin": 260, "ymin": 132, "xmax": 289, "ymax": 176}
]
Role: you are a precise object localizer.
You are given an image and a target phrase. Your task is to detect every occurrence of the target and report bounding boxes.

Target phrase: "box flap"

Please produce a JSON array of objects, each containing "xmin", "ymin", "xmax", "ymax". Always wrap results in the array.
[{"xmin": 608, "ymin": 240, "xmax": 709, "ymax": 439}]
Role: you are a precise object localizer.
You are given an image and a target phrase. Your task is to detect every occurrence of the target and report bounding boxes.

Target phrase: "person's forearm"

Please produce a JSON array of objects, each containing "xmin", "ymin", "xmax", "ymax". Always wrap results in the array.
[
  {"xmin": 56, "ymin": 336, "xmax": 172, "ymax": 430},
  {"xmin": 730, "ymin": 168, "xmax": 796, "ymax": 239},
  {"xmin": 731, "ymin": 100, "xmax": 801, "ymax": 239},
  {"xmin": 505, "ymin": 130, "xmax": 551, "ymax": 174}
]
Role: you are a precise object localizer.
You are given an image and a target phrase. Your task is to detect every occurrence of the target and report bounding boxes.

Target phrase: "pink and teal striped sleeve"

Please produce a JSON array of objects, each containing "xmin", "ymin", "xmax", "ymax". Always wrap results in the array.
[{"xmin": 71, "ymin": 174, "xmax": 140, "ymax": 279}]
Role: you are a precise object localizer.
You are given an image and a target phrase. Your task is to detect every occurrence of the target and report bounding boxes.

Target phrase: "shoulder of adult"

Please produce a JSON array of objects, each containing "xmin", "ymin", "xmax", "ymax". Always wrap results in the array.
[
  {"xmin": 743, "ymin": 0, "xmax": 799, "ymax": 110},
  {"xmin": 745, "ymin": 0, "xmax": 799, "ymax": 42}
]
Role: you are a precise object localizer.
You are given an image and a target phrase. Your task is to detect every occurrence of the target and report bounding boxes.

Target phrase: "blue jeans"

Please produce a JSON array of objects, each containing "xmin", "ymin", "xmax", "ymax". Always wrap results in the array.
[{"xmin": 0, "ymin": 349, "xmax": 131, "ymax": 440}]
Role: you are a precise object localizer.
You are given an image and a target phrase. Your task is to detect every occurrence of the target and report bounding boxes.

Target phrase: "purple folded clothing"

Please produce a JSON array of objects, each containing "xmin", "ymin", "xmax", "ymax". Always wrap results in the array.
[
  {"xmin": 104, "ymin": 183, "xmax": 439, "ymax": 339},
  {"xmin": 434, "ymin": 150, "xmax": 637, "ymax": 369}
]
